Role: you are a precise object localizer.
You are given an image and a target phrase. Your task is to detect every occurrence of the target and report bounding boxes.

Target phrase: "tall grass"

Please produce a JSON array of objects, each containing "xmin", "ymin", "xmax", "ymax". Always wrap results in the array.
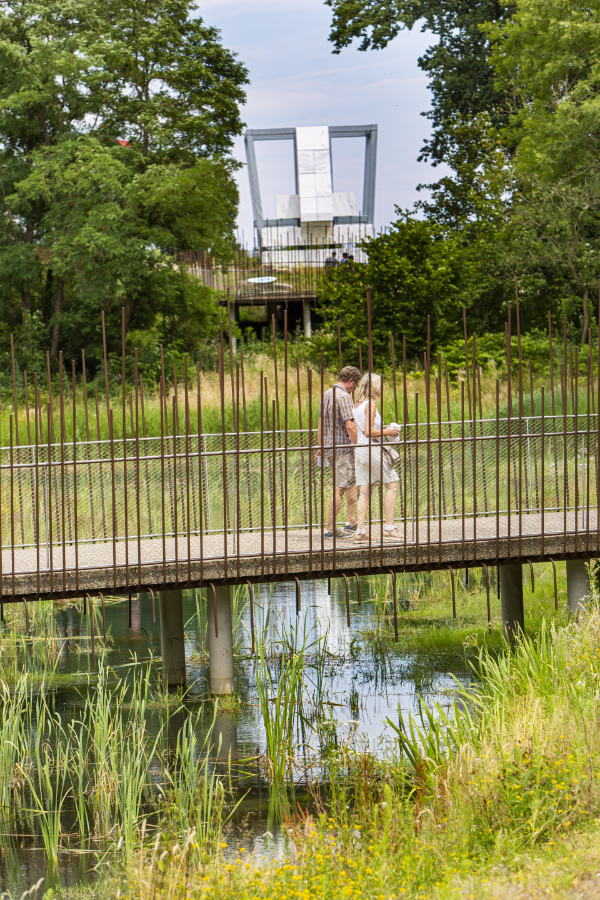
[
  {"xmin": 109, "ymin": 604, "xmax": 600, "ymax": 900},
  {"xmin": 0, "ymin": 657, "xmax": 231, "ymax": 875}
]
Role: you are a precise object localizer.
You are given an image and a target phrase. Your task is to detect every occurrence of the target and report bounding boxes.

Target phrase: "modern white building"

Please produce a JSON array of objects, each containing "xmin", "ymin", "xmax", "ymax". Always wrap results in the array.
[{"xmin": 244, "ymin": 124, "xmax": 377, "ymax": 251}]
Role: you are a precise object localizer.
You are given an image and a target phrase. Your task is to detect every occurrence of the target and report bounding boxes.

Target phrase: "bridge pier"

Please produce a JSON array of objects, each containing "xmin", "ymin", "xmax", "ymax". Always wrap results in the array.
[
  {"xmin": 302, "ymin": 299, "xmax": 312, "ymax": 338},
  {"xmin": 230, "ymin": 302, "xmax": 239, "ymax": 354},
  {"xmin": 207, "ymin": 585, "xmax": 235, "ymax": 695},
  {"xmin": 159, "ymin": 589, "xmax": 186, "ymax": 688},
  {"xmin": 499, "ymin": 562, "xmax": 524, "ymax": 644},
  {"xmin": 566, "ymin": 559, "xmax": 590, "ymax": 616}
]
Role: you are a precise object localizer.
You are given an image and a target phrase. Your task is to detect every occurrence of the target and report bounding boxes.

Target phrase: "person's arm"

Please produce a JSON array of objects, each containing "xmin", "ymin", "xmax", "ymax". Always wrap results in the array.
[
  {"xmin": 345, "ymin": 419, "xmax": 358, "ymax": 444},
  {"xmin": 364, "ymin": 401, "xmax": 398, "ymax": 439}
]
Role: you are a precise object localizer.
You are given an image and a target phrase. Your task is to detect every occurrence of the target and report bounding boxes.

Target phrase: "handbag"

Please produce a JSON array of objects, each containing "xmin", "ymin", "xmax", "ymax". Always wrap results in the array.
[{"xmin": 383, "ymin": 443, "xmax": 400, "ymax": 466}]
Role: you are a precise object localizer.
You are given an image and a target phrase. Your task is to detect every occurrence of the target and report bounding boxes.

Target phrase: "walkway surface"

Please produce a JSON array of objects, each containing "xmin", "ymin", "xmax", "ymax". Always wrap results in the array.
[{"xmin": 6, "ymin": 509, "xmax": 599, "ymax": 599}]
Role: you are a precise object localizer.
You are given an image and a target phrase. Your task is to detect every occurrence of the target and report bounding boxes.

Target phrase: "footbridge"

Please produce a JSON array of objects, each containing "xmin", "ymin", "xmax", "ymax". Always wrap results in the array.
[{"xmin": 1, "ymin": 302, "xmax": 598, "ymax": 689}]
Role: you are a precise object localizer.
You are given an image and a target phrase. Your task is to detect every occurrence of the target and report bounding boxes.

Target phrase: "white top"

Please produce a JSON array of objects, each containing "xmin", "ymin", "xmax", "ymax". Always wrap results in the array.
[{"xmin": 353, "ymin": 400, "xmax": 381, "ymax": 445}]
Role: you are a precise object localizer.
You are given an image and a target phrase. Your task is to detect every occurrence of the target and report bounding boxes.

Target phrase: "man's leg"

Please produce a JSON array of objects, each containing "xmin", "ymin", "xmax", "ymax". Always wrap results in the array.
[{"xmin": 327, "ymin": 487, "xmax": 346, "ymax": 532}]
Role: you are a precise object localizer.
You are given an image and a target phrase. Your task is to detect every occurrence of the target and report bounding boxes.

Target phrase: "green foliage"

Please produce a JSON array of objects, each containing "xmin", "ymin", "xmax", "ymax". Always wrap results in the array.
[
  {"xmin": 326, "ymin": 0, "xmax": 513, "ymax": 166},
  {"xmin": 0, "ymin": 0, "xmax": 248, "ymax": 374},
  {"xmin": 486, "ymin": 0, "xmax": 600, "ymax": 343},
  {"xmin": 316, "ymin": 214, "xmax": 476, "ymax": 368}
]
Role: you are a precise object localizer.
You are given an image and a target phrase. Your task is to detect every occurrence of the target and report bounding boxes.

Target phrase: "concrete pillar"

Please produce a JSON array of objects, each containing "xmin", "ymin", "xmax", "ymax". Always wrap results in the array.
[
  {"xmin": 230, "ymin": 302, "xmax": 239, "ymax": 355},
  {"xmin": 212, "ymin": 709, "xmax": 238, "ymax": 774},
  {"xmin": 302, "ymin": 299, "xmax": 312, "ymax": 338},
  {"xmin": 207, "ymin": 585, "xmax": 235, "ymax": 695},
  {"xmin": 566, "ymin": 559, "xmax": 590, "ymax": 616},
  {"xmin": 499, "ymin": 562, "xmax": 524, "ymax": 644},
  {"xmin": 159, "ymin": 589, "xmax": 186, "ymax": 687}
]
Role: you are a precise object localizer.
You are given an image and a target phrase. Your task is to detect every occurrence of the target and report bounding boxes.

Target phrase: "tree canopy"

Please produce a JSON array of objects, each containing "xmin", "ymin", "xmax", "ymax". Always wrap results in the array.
[
  {"xmin": 325, "ymin": 0, "xmax": 514, "ymax": 223},
  {"xmin": 0, "ymin": 0, "xmax": 248, "ymax": 375}
]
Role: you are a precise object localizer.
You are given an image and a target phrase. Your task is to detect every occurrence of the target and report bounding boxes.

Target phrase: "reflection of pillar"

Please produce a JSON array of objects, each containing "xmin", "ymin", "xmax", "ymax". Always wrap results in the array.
[
  {"xmin": 566, "ymin": 559, "xmax": 590, "ymax": 616},
  {"xmin": 165, "ymin": 707, "xmax": 186, "ymax": 753},
  {"xmin": 302, "ymin": 299, "xmax": 312, "ymax": 338},
  {"xmin": 131, "ymin": 594, "xmax": 141, "ymax": 632},
  {"xmin": 499, "ymin": 563, "xmax": 524, "ymax": 644},
  {"xmin": 159, "ymin": 589, "xmax": 186, "ymax": 687},
  {"xmin": 213, "ymin": 709, "xmax": 238, "ymax": 775},
  {"xmin": 207, "ymin": 585, "xmax": 235, "ymax": 695}
]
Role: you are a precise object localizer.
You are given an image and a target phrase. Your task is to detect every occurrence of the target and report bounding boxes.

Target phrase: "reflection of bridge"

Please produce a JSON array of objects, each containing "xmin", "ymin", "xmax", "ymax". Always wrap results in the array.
[{"xmin": 2, "ymin": 302, "xmax": 598, "ymax": 692}]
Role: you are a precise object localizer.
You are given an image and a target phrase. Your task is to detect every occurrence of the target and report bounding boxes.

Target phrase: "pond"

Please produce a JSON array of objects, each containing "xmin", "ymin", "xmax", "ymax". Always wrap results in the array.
[{"xmin": 0, "ymin": 573, "xmax": 482, "ymax": 897}]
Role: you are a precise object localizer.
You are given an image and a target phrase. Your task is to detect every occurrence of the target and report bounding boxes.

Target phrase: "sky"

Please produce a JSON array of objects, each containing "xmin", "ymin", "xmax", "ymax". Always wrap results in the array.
[{"xmin": 197, "ymin": 0, "xmax": 444, "ymax": 246}]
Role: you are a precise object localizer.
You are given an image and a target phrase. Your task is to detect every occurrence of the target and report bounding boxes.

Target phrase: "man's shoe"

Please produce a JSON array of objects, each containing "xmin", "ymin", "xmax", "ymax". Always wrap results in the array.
[
  {"xmin": 324, "ymin": 528, "xmax": 347, "ymax": 539},
  {"xmin": 344, "ymin": 523, "xmax": 358, "ymax": 532},
  {"xmin": 353, "ymin": 530, "xmax": 368, "ymax": 543}
]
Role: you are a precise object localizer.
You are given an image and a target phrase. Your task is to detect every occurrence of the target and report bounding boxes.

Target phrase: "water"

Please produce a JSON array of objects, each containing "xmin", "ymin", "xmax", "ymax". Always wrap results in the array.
[{"xmin": 0, "ymin": 576, "xmax": 475, "ymax": 894}]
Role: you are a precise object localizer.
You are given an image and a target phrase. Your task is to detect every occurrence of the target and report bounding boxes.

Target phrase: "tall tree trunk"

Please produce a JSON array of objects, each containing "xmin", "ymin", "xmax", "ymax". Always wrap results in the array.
[
  {"xmin": 581, "ymin": 285, "xmax": 589, "ymax": 348},
  {"xmin": 21, "ymin": 222, "xmax": 34, "ymax": 313},
  {"xmin": 50, "ymin": 278, "xmax": 64, "ymax": 358}
]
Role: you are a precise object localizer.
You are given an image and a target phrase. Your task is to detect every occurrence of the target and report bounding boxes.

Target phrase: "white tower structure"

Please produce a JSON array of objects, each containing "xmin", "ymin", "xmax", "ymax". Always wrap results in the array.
[{"xmin": 244, "ymin": 124, "xmax": 377, "ymax": 250}]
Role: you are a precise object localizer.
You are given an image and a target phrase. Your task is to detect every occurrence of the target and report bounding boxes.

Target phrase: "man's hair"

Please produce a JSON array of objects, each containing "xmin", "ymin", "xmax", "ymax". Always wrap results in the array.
[
  {"xmin": 338, "ymin": 365, "xmax": 361, "ymax": 385},
  {"xmin": 331, "ymin": 251, "xmax": 337, "ymax": 256}
]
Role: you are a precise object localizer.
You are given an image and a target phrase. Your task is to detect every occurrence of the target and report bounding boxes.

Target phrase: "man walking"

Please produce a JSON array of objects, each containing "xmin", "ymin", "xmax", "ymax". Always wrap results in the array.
[
  {"xmin": 324, "ymin": 250, "xmax": 339, "ymax": 270},
  {"xmin": 317, "ymin": 365, "xmax": 361, "ymax": 538}
]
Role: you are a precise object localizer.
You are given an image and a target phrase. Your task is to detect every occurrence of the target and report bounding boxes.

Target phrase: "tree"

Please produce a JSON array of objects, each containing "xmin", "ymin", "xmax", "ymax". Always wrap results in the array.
[
  {"xmin": 316, "ymin": 214, "xmax": 477, "ymax": 368},
  {"xmin": 0, "ymin": 0, "xmax": 248, "ymax": 371},
  {"xmin": 325, "ymin": 0, "xmax": 514, "ymax": 221},
  {"xmin": 487, "ymin": 0, "xmax": 600, "ymax": 342}
]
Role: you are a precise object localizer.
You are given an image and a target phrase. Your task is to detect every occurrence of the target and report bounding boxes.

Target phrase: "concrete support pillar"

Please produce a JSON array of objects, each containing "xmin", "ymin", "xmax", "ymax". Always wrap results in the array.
[
  {"xmin": 302, "ymin": 299, "xmax": 312, "ymax": 338},
  {"xmin": 499, "ymin": 562, "xmax": 524, "ymax": 644},
  {"xmin": 231, "ymin": 302, "xmax": 239, "ymax": 355},
  {"xmin": 207, "ymin": 585, "xmax": 235, "ymax": 695},
  {"xmin": 159, "ymin": 589, "xmax": 186, "ymax": 687},
  {"xmin": 566, "ymin": 559, "xmax": 590, "ymax": 616}
]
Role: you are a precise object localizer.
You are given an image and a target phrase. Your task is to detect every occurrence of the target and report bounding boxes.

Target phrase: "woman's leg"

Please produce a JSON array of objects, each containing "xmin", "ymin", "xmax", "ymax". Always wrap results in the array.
[
  {"xmin": 356, "ymin": 485, "xmax": 372, "ymax": 531},
  {"xmin": 383, "ymin": 481, "xmax": 398, "ymax": 526}
]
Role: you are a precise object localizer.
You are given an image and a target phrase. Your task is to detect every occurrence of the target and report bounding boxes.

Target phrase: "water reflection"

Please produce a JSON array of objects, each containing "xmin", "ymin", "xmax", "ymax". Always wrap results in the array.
[{"xmin": 213, "ymin": 710, "xmax": 238, "ymax": 775}]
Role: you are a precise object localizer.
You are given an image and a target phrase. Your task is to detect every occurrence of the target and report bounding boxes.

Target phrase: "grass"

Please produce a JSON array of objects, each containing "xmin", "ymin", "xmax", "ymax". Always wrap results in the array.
[
  {"xmin": 353, "ymin": 562, "xmax": 569, "ymax": 661},
  {"xmin": 3, "ymin": 338, "xmax": 594, "ymax": 448},
  {"xmin": 71, "ymin": 573, "xmax": 600, "ymax": 900},
  {"xmin": 0, "ymin": 559, "xmax": 592, "ymax": 899}
]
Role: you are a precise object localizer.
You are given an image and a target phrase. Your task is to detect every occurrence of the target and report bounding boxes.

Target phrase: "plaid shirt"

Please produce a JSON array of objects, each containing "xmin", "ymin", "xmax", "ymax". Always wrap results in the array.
[{"xmin": 319, "ymin": 383, "xmax": 355, "ymax": 458}]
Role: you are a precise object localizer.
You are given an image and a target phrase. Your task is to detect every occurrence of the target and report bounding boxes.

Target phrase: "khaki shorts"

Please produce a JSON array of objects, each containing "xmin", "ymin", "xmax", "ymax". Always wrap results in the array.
[{"xmin": 330, "ymin": 452, "xmax": 356, "ymax": 490}]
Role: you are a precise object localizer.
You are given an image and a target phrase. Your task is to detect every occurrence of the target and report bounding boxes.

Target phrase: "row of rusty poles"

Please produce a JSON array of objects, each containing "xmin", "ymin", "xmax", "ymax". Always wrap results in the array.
[{"xmin": 1, "ymin": 283, "xmax": 599, "ymax": 634}]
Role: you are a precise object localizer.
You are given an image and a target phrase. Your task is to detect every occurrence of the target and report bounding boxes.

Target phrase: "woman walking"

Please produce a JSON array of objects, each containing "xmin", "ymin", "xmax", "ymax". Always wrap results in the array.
[{"xmin": 352, "ymin": 373, "xmax": 401, "ymax": 541}]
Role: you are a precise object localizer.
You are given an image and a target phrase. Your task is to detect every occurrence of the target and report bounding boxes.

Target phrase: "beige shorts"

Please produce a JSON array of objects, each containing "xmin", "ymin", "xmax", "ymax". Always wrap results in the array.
[{"xmin": 325, "ymin": 452, "xmax": 356, "ymax": 490}]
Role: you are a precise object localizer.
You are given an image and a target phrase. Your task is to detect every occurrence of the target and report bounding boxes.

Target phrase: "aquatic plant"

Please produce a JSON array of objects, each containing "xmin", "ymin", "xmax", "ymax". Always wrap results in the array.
[{"xmin": 255, "ymin": 629, "xmax": 307, "ymax": 789}]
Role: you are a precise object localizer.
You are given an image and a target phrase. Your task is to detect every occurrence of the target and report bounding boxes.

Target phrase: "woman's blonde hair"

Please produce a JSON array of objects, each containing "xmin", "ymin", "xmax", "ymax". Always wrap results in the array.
[{"xmin": 356, "ymin": 372, "xmax": 382, "ymax": 402}]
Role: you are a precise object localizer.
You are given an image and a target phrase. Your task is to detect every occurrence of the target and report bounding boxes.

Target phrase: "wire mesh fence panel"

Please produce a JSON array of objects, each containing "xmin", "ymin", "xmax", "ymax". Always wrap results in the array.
[{"xmin": 0, "ymin": 412, "xmax": 597, "ymax": 578}]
